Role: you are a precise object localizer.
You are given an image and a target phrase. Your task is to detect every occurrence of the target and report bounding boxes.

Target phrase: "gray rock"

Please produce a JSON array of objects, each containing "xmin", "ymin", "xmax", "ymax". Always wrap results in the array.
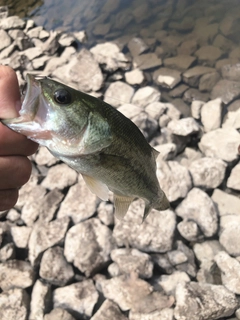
[
  {"xmin": 125, "ymin": 69, "xmax": 144, "ymax": 85},
  {"xmin": 159, "ymin": 271, "xmax": 190, "ymax": 296},
  {"xmin": 91, "ymin": 299, "xmax": 128, "ymax": 320},
  {"xmin": 219, "ymin": 215, "xmax": 240, "ymax": 256},
  {"xmin": 164, "ymin": 55, "xmax": 196, "ymax": 71},
  {"xmin": 201, "ymin": 98, "xmax": 223, "ymax": 132},
  {"xmin": 175, "ymin": 147, "xmax": 203, "ymax": 168},
  {"xmin": 212, "ymin": 34, "xmax": 234, "ymax": 52},
  {"xmin": 174, "ymin": 282, "xmax": 238, "ymax": 320},
  {"xmin": 0, "ymin": 16, "xmax": 25, "ymax": 29},
  {"xmin": 57, "ymin": 175, "xmax": 98, "ymax": 224},
  {"xmin": 133, "ymin": 53, "xmax": 162, "ymax": 70},
  {"xmin": 194, "ymin": 23, "xmax": 219, "ymax": 45},
  {"xmin": 11, "ymin": 226, "xmax": 32, "ymax": 248},
  {"xmin": 183, "ymin": 66, "xmax": 216, "ymax": 87},
  {"xmin": 28, "ymin": 217, "xmax": 70, "ymax": 266},
  {"xmin": 165, "ymin": 102, "xmax": 181, "ymax": 120},
  {"xmin": 128, "ymin": 37, "xmax": 149, "ymax": 57},
  {"xmin": 111, "ymin": 248, "xmax": 153, "ymax": 279},
  {"xmin": 21, "ymin": 47, "xmax": 43, "ymax": 60},
  {"xmin": 194, "ymin": 240, "xmax": 223, "ymax": 270},
  {"xmin": 227, "ymin": 163, "xmax": 240, "ymax": 191},
  {"xmin": 167, "ymin": 250, "xmax": 188, "ymax": 266},
  {"xmin": 38, "ymin": 189, "xmax": 64, "ymax": 223},
  {"xmin": 41, "ymin": 163, "xmax": 78, "ymax": 190},
  {"xmin": 93, "ymin": 22, "xmax": 111, "ymax": 36},
  {"xmin": 0, "ymin": 243, "xmax": 15, "ymax": 262},
  {"xmin": 29, "ymin": 280, "xmax": 51, "ymax": 320},
  {"xmin": 41, "ymin": 30, "xmax": 60, "ymax": 55},
  {"xmin": 221, "ymin": 63, "xmax": 240, "ymax": 81},
  {"xmin": 58, "ymin": 33, "xmax": 76, "ymax": 46},
  {"xmin": 129, "ymin": 308, "xmax": 174, "ymax": 320},
  {"xmin": 131, "ymin": 86, "xmax": 161, "ymax": 108},
  {"xmin": 223, "ymin": 106, "xmax": 240, "ymax": 130},
  {"xmin": 0, "ymin": 41, "xmax": 16, "ymax": 59},
  {"xmin": 153, "ymin": 67, "xmax": 181, "ymax": 89},
  {"xmin": 216, "ymin": 58, "xmax": 239, "ymax": 71},
  {"xmin": 0, "ymin": 260, "xmax": 34, "ymax": 291},
  {"xmin": 215, "ymin": 251, "xmax": 240, "ymax": 294},
  {"xmin": 0, "ymin": 288, "xmax": 29, "ymax": 320},
  {"xmin": 44, "ymin": 308, "xmax": 76, "ymax": 320},
  {"xmin": 211, "ymin": 79, "xmax": 240, "ymax": 104},
  {"xmin": 44, "ymin": 56, "xmax": 68, "ymax": 75},
  {"xmin": 64, "ymin": 218, "xmax": 115, "ymax": 276},
  {"xmin": 104, "ymin": 81, "xmax": 134, "ymax": 108},
  {"xmin": 117, "ymin": 104, "xmax": 143, "ymax": 119},
  {"xmin": 191, "ymin": 100, "xmax": 204, "ymax": 119},
  {"xmin": 195, "ymin": 45, "xmax": 223, "ymax": 64},
  {"xmin": 199, "ymin": 72, "xmax": 221, "ymax": 92},
  {"xmin": 156, "ymin": 160, "xmax": 192, "ymax": 202},
  {"xmin": 97, "ymin": 202, "xmax": 114, "ymax": 226},
  {"xmin": 199, "ymin": 128, "xmax": 240, "ymax": 162},
  {"xmin": 189, "ymin": 157, "xmax": 227, "ymax": 189},
  {"xmin": 220, "ymin": 13, "xmax": 240, "ymax": 41},
  {"xmin": 230, "ymin": 46, "xmax": 240, "ymax": 59},
  {"xmin": 212, "ymin": 188, "xmax": 240, "ymax": 216},
  {"xmin": 26, "ymin": 26, "xmax": 43, "ymax": 38},
  {"xmin": 113, "ymin": 199, "xmax": 176, "ymax": 252},
  {"xmin": 15, "ymin": 174, "xmax": 41, "ymax": 209},
  {"xmin": 131, "ymin": 112, "xmax": 158, "ymax": 139},
  {"xmin": 53, "ymin": 280, "xmax": 99, "ymax": 317},
  {"xmin": 32, "ymin": 55, "xmax": 51, "ymax": 70},
  {"xmin": 154, "ymin": 143, "xmax": 177, "ymax": 161},
  {"xmin": 151, "ymin": 253, "xmax": 174, "ymax": 275},
  {"xmin": 145, "ymin": 102, "xmax": 166, "ymax": 120},
  {"xmin": 177, "ymin": 220, "xmax": 201, "ymax": 242},
  {"xmin": 40, "ymin": 246, "xmax": 74, "ymax": 286},
  {"xmin": 6, "ymin": 209, "xmax": 20, "ymax": 222},
  {"xmin": 177, "ymin": 39, "xmax": 198, "ymax": 56},
  {"xmin": 169, "ymin": 84, "xmax": 189, "ymax": 98},
  {"xmin": 167, "ymin": 118, "xmax": 200, "ymax": 136},
  {"xmin": 174, "ymin": 241, "xmax": 197, "ymax": 278},
  {"xmin": 183, "ymin": 88, "xmax": 209, "ymax": 103},
  {"xmin": 176, "ymin": 188, "xmax": 218, "ymax": 237},
  {"xmin": 0, "ymin": 29, "xmax": 12, "ymax": 51}
]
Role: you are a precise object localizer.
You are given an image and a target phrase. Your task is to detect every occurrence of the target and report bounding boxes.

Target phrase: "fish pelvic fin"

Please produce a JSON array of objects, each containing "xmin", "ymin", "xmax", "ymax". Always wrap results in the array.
[
  {"xmin": 114, "ymin": 194, "xmax": 135, "ymax": 220},
  {"xmin": 82, "ymin": 174, "xmax": 109, "ymax": 201}
]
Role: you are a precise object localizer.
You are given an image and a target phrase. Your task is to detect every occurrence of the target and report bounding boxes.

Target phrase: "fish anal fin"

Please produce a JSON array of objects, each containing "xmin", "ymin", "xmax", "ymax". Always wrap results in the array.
[
  {"xmin": 82, "ymin": 174, "xmax": 109, "ymax": 201},
  {"xmin": 114, "ymin": 195, "xmax": 134, "ymax": 220}
]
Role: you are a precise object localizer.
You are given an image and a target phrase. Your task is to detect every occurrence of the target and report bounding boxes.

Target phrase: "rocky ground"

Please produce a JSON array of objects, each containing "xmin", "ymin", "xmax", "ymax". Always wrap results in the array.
[{"xmin": 0, "ymin": 1, "xmax": 240, "ymax": 320}]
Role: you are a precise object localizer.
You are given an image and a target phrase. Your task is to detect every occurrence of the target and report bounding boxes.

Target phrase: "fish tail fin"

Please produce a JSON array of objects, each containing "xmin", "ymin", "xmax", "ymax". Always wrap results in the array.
[{"xmin": 142, "ymin": 191, "xmax": 170, "ymax": 222}]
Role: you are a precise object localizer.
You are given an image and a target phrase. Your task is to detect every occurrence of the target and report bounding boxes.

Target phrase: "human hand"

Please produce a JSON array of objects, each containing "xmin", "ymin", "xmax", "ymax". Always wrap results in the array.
[{"xmin": 0, "ymin": 66, "xmax": 38, "ymax": 211}]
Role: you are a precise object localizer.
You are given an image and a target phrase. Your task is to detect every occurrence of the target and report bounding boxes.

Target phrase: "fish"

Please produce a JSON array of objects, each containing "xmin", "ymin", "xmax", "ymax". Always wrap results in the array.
[{"xmin": 1, "ymin": 74, "xmax": 169, "ymax": 220}]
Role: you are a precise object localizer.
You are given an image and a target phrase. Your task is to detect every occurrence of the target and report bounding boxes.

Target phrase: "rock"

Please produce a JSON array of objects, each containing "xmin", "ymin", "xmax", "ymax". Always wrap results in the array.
[
  {"xmin": 104, "ymin": 81, "xmax": 134, "ymax": 108},
  {"xmin": 40, "ymin": 246, "xmax": 74, "ymax": 286},
  {"xmin": 213, "ymin": 34, "xmax": 234, "ymax": 52},
  {"xmin": 195, "ymin": 45, "xmax": 223, "ymax": 64},
  {"xmin": 175, "ymin": 147, "xmax": 203, "ymax": 168},
  {"xmin": 189, "ymin": 157, "xmax": 227, "ymax": 189},
  {"xmin": 64, "ymin": 218, "xmax": 115, "ymax": 277},
  {"xmin": 164, "ymin": 55, "xmax": 196, "ymax": 71},
  {"xmin": 194, "ymin": 240, "xmax": 223, "ymax": 270},
  {"xmin": 227, "ymin": 163, "xmax": 240, "ymax": 191},
  {"xmin": 145, "ymin": 102, "xmax": 166, "ymax": 120},
  {"xmin": 221, "ymin": 63, "xmax": 240, "ymax": 81},
  {"xmin": 229, "ymin": 46, "xmax": 240, "ymax": 59},
  {"xmin": 199, "ymin": 128, "xmax": 240, "ymax": 162},
  {"xmin": 6, "ymin": 209, "xmax": 20, "ymax": 222},
  {"xmin": 174, "ymin": 282, "xmax": 238, "ymax": 320},
  {"xmin": 44, "ymin": 56, "xmax": 68, "ymax": 74},
  {"xmin": 117, "ymin": 104, "xmax": 142, "ymax": 119},
  {"xmin": 215, "ymin": 251, "xmax": 240, "ymax": 294},
  {"xmin": 220, "ymin": 215, "xmax": 240, "ymax": 256},
  {"xmin": 0, "ymin": 288, "xmax": 29, "ymax": 320},
  {"xmin": 177, "ymin": 220, "xmax": 201, "ymax": 242},
  {"xmin": 159, "ymin": 114, "xmax": 171, "ymax": 127},
  {"xmin": 201, "ymin": 98, "xmax": 223, "ymax": 132},
  {"xmin": 129, "ymin": 308, "xmax": 174, "ymax": 320},
  {"xmin": 153, "ymin": 67, "xmax": 181, "ymax": 89},
  {"xmin": 177, "ymin": 39, "xmax": 198, "ymax": 56},
  {"xmin": 223, "ymin": 106, "xmax": 240, "ymax": 130},
  {"xmin": 0, "ymin": 29, "xmax": 12, "ymax": 51},
  {"xmin": 90, "ymin": 42, "xmax": 129, "ymax": 72},
  {"xmin": 167, "ymin": 118, "xmax": 200, "ymax": 136},
  {"xmin": 183, "ymin": 88, "xmax": 209, "ymax": 103},
  {"xmin": 131, "ymin": 112, "xmax": 158, "ymax": 139},
  {"xmin": 151, "ymin": 253, "xmax": 174, "ymax": 275},
  {"xmin": 176, "ymin": 188, "xmax": 218, "ymax": 237},
  {"xmin": 29, "ymin": 280, "xmax": 51, "ymax": 320},
  {"xmin": 38, "ymin": 189, "xmax": 64, "ymax": 223},
  {"xmin": 0, "ymin": 16, "xmax": 25, "ymax": 29},
  {"xmin": 35, "ymin": 146, "xmax": 58, "ymax": 166},
  {"xmin": 97, "ymin": 202, "xmax": 114, "ymax": 226},
  {"xmin": 220, "ymin": 14, "xmax": 240, "ymax": 41},
  {"xmin": 173, "ymin": 241, "xmax": 197, "ymax": 278},
  {"xmin": 41, "ymin": 163, "xmax": 78, "ymax": 190},
  {"xmin": 91, "ymin": 299, "xmax": 128, "ymax": 320},
  {"xmin": 21, "ymin": 47, "xmax": 43, "ymax": 60},
  {"xmin": 167, "ymin": 250, "xmax": 188, "ymax": 266},
  {"xmin": 113, "ymin": 199, "xmax": 176, "ymax": 252},
  {"xmin": 194, "ymin": 23, "xmax": 219, "ymax": 45},
  {"xmin": 212, "ymin": 189, "xmax": 240, "ymax": 216},
  {"xmin": 131, "ymin": 86, "xmax": 160, "ymax": 108},
  {"xmin": 154, "ymin": 143, "xmax": 177, "ymax": 161},
  {"xmin": 111, "ymin": 248, "xmax": 153, "ymax": 279},
  {"xmin": 156, "ymin": 160, "xmax": 192, "ymax": 202},
  {"xmin": 216, "ymin": 58, "xmax": 239, "ymax": 71},
  {"xmin": 183, "ymin": 66, "xmax": 216, "ymax": 87},
  {"xmin": 159, "ymin": 271, "xmax": 190, "ymax": 296},
  {"xmin": 28, "ymin": 217, "xmax": 70, "ymax": 266},
  {"xmin": 11, "ymin": 226, "xmax": 32, "ymax": 248},
  {"xmin": 133, "ymin": 53, "xmax": 162, "ymax": 70},
  {"xmin": 125, "ymin": 69, "xmax": 144, "ymax": 85},
  {"xmin": 127, "ymin": 37, "xmax": 149, "ymax": 57},
  {"xmin": 211, "ymin": 79, "xmax": 240, "ymax": 104},
  {"xmin": 164, "ymin": 102, "xmax": 181, "ymax": 120},
  {"xmin": 0, "ymin": 260, "xmax": 34, "ymax": 291},
  {"xmin": 58, "ymin": 33, "xmax": 76, "ymax": 46},
  {"xmin": 57, "ymin": 175, "xmax": 98, "ymax": 224},
  {"xmin": 169, "ymin": 84, "xmax": 189, "ymax": 98},
  {"xmin": 191, "ymin": 100, "xmax": 204, "ymax": 119},
  {"xmin": 54, "ymin": 280, "xmax": 99, "ymax": 318},
  {"xmin": 199, "ymin": 72, "xmax": 221, "ymax": 92},
  {"xmin": 44, "ymin": 308, "xmax": 76, "ymax": 320},
  {"xmin": 93, "ymin": 22, "xmax": 111, "ymax": 36},
  {"xmin": 0, "ymin": 243, "xmax": 15, "ymax": 262},
  {"xmin": 0, "ymin": 42, "xmax": 16, "ymax": 59}
]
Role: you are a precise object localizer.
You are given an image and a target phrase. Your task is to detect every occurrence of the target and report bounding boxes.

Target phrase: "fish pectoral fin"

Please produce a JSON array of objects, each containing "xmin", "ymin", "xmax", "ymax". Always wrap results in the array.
[
  {"xmin": 82, "ymin": 174, "xmax": 109, "ymax": 201},
  {"xmin": 143, "ymin": 203, "xmax": 152, "ymax": 222},
  {"xmin": 113, "ymin": 195, "xmax": 134, "ymax": 220}
]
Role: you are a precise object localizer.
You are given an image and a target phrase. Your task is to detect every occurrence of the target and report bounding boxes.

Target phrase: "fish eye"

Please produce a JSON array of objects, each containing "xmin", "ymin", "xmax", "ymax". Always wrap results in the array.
[{"xmin": 54, "ymin": 89, "xmax": 72, "ymax": 104}]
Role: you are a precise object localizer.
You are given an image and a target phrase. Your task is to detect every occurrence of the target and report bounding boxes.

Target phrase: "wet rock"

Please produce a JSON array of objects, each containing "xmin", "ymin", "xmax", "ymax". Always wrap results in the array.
[
  {"xmin": 125, "ymin": 68, "xmax": 144, "ymax": 85},
  {"xmin": 117, "ymin": 104, "xmax": 143, "ymax": 119},
  {"xmin": 211, "ymin": 79, "xmax": 240, "ymax": 104},
  {"xmin": 212, "ymin": 188, "xmax": 240, "ymax": 216},
  {"xmin": 174, "ymin": 282, "xmax": 238, "ymax": 320},
  {"xmin": 44, "ymin": 308, "xmax": 76, "ymax": 320},
  {"xmin": 164, "ymin": 55, "xmax": 196, "ymax": 71},
  {"xmin": 128, "ymin": 37, "xmax": 149, "ymax": 57},
  {"xmin": 167, "ymin": 118, "xmax": 200, "ymax": 136},
  {"xmin": 215, "ymin": 251, "xmax": 240, "ymax": 294},
  {"xmin": 157, "ymin": 160, "xmax": 192, "ymax": 202},
  {"xmin": 213, "ymin": 34, "xmax": 234, "ymax": 52},
  {"xmin": 183, "ymin": 66, "xmax": 216, "ymax": 87},
  {"xmin": 132, "ymin": 86, "xmax": 160, "ymax": 108},
  {"xmin": 28, "ymin": 217, "xmax": 70, "ymax": 266},
  {"xmin": 220, "ymin": 14, "xmax": 240, "ymax": 41},
  {"xmin": 219, "ymin": 215, "xmax": 240, "ymax": 256},
  {"xmin": 159, "ymin": 271, "xmax": 190, "ymax": 296},
  {"xmin": 229, "ymin": 46, "xmax": 240, "ymax": 59},
  {"xmin": 195, "ymin": 45, "xmax": 223, "ymax": 65},
  {"xmin": 153, "ymin": 67, "xmax": 181, "ymax": 89},
  {"xmin": 104, "ymin": 81, "xmax": 134, "ymax": 107},
  {"xmin": 199, "ymin": 128, "xmax": 240, "ymax": 162},
  {"xmin": 29, "ymin": 280, "xmax": 51, "ymax": 320},
  {"xmin": 0, "ymin": 260, "xmax": 34, "ymax": 291},
  {"xmin": 133, "ymin": 53, "xmax": 162, "ymax": 70},
  {"xmin": 221, "ymin": 63, "xmax": 240, "ymax": 81},
  {"xmin": 11, "ymin": 226, "xmax": 32, "ymax": 248},
  {"xmin": 177, "ymin": 39, "xmax": 198, "ymax": 55},
  {"xmin": 194, "ymin": 23, "xmax": 219, "ymax": 45},
  {"xmin": 64, "ymin": 218, "xmax": 115, "ymax": 277},
  {"xmin": 93, "ymin": 22, "xmax": 111, "ymax": 36},
  {"xmin": 41, "ymin": 163, "xmax": 78, "ymax": 190},
  {"xmin": 169, "ymin": 84, "xmax": 189, "ymax": 98},
  {"xmin": 57, "ymin": 175, "xmax": 98, "ymax": 224},
  {"xmin": 91, "ymin": 299, "xmax": 128, "ymax": 320},
  {"xmin": 216, "ymin": 58, "xmax": 239, "ymax": 71},
  {"xmin": 177, "ymin": 220, "xmax": 201, "ymax": 242},
  {"xmin": 227, "ymin": 163, "xmax": 240, "ymax": 191},
  {"xmin": 0, "ymin": 288, "xmax": 29, "ymax": 320},
  {"xmin": 201, "ymin": 98, "xmax": 223, "ymax": 132},
  {"xmin": 0, "ymin": 16, "xmax": 25, "ymax": 30},
  {"xmin": 199, "ymin": 71, "xmax": 221, "ymax": 92},
  {"xmin": 183, "ymin": 88, "xmax": 209, "ymax": 103},
  {"xmin": 176, "ymin": 188, "xmax": 218, "ymax": 237},
  {"xmin": 191, "ymin": 100, "xmax": 204, "ymax": 119},
  {"xmin": 53, "ymin": 280, "xmax": 99, "ymax": 318},
  {"xmin": 113, "ymin": 199, "xmax": 176, "ymax": 252},
  {"xmin": 0, "ymin": 29, "xmax": 12, "ymax": 51},
  {"xmin": 40, "ymin": 246, "xmax": 74, "ymax": 286},
  {"xmin": 189, "ymin": 157, "xmax": 227, "ymax": 189},
  {"xmin": 111, "ymin": 248, "xmax": 153, "ymax": 279}
]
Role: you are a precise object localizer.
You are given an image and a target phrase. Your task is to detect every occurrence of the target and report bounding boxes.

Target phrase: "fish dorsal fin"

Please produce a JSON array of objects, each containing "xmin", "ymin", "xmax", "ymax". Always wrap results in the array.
[
  {"xmin": 114, "ymin": 195, "xmax": 135, "ymax": 220},
  {"xmin": 82, "ymin": 174, "xmax": 109, "ymax": 201},
  {"xmin": 152, "ymin": 147, "xmax": 160, "ymax": 159}
]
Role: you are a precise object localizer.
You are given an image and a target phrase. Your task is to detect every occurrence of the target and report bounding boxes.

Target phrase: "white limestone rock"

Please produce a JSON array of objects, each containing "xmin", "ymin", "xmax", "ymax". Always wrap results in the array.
[{"xmin": 201, "ymin": 98, "xmax": 223, "ymax": 132}]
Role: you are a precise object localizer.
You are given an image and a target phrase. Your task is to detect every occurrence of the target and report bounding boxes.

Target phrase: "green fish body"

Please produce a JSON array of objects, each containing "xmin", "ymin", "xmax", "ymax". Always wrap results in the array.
[{"xmin": 1, "ymin": 75, "xmax": 169, "ymax": 220}]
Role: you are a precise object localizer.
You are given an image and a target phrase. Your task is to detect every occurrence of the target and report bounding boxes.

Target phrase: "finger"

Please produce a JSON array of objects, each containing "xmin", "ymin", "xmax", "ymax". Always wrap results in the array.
[
  {"xmin": 0, "ymin": 189, "xmax": 19, "ymax": 211},
  {"xmin": 0, "ymin": 156, "xmax": 32, "ymax": 189}
]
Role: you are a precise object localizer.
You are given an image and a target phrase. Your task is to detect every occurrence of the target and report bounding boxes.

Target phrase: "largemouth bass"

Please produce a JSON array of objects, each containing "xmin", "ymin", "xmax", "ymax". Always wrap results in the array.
[{"xmin": 1, "ymin": 74, "xmax": 169, "ymax": 220}]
